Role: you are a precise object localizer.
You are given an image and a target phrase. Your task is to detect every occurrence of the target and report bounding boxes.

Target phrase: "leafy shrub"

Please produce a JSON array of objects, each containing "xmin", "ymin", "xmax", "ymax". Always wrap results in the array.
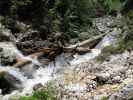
[
  {"xmin": 101, "ymin": 96, "xmax": 109, "ymax": 100},
  {"xmin": 19, "ymin": 84, "xmax": 58, "ymax": 100},
  {"xmin": 50, "ymin": 0, "xmax": 106, "ymax": 39},
  {"xmin": 20, "ymin": 90, "xmax": 57, "ymax": 100},
  {"xmin": 0, "ymin": 0, "xmax": 127, "ymax": 40},
  {"xmin": 102, "ymin": 0, "xmax": 122, "ymax": 13}
]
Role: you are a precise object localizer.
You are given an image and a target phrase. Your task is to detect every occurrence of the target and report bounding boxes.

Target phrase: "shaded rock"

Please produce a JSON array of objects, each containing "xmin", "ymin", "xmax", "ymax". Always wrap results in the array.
[
  {"xmin": 0, "ymin": 69, "xmax": 22, "ymax": 94},
  {"xmin": 16, "ymin": 30, "xmax": 41, "ymax": 42},
  {"xmin": 15, "ymin": 31, "xmax": 60, "ymax": 54},
  {"xmin": 33, "ymin": 83, "xmax": 43, "ymax": 91}
]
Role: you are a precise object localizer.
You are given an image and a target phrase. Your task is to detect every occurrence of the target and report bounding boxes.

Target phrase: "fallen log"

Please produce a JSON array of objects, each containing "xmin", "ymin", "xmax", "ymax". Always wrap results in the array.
[
  {"xmin": 75, "ymin": 47, "xmax": 91, "ymax": 55},
  {"xmin": 13, "ymin": 52, "xmax": 50, "ymax": 68},
  {"xmin": 13, "ymin": 59, "xmax": 32, "ymax": 68},
  {"xmin": 22, "ymin": 33, "xmax": 106, "ymax": 54},
  {"xmin": 64, "ymin": 33, "xmax": 106, "ymax": 50},
  {"xmin": 13, "ymin": 33, "xmax": 106, "ymax": 68}
]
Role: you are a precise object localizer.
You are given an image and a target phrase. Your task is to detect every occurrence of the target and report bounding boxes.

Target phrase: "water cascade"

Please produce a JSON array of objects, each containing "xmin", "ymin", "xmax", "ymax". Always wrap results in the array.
[{"xmin": 0, "ymin": 29, "xmax": 120, "ymax": 99}]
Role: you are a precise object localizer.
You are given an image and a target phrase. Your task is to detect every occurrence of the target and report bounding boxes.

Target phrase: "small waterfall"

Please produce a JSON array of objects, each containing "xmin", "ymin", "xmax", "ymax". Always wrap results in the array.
[
  {"xmin": 0, "ymin": 46, "xmax": 73, "ymax": 99},
  {"xmin": 0, "ymin": 46, "xmax": 55, "ymax": 99},
  {"xmin": 70, "ymin": 28, "xmax": 121, "ymax": 65},
  {"xmin": 0, "ymin": 28, "xmax": 121, "ymax": 99}
]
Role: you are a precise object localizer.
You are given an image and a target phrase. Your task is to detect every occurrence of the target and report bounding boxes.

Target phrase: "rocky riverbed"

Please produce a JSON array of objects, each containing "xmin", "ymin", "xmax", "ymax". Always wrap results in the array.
[
  {"xmin": 53, "ymin": 50, "xmax": 133, "ymax": 100},
  {"xmin": 0, "ymin": 15, "xmax": 133, "ymax": 100}
]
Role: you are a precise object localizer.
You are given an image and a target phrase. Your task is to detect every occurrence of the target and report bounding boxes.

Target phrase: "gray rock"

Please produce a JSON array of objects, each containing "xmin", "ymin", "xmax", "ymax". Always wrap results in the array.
[
  {"xmin": 0, "ymin": 42, "xmax": 17, "ymax": 65},
  {"xmin": 95, "ymin": 73, "xmax": 110, "ymax": 84},
  {"xmin": 109, "ymin": 83, "xmax": 133, "ymax": 100},
  {"xmin": 0, "ymin": 69, "xmax": 23, "ymax": 94},
  {"xmin": 33, "ymin": 83, "xmax": 43, "ymax": 91},
  {"xmin": 112, "ymin": 76, "xmax": 121, "ymax": 83},
  {"xmin": 93, "ymin": 16, "xmax": 114, "ymax": 33},
  {"xmin": 0, "ymin": 25, "xmax": 16, "ymax": 42}
]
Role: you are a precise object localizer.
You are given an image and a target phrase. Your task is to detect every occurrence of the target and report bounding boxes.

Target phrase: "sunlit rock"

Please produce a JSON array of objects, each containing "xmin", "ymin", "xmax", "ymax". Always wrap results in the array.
[{"xmin": 0, "ymin": 42, "xmax": 17, "ymax": 65}]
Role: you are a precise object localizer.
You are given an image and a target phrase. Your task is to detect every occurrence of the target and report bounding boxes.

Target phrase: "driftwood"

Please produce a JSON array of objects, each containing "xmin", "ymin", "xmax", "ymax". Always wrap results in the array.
[
  {"xmin": 13, "ymin": 59, "xmax": 32, "ymax": 68},
  {"xmin": 22, "ymin": 33, "xmax": 106, "ymax": 54},
  {"xmin": 13, "ymin": 33, "xmax": 106, "ymax": 68},
  {"xmin": 64, "ymin": 33, "xmax": 106, "ymax": 50}
]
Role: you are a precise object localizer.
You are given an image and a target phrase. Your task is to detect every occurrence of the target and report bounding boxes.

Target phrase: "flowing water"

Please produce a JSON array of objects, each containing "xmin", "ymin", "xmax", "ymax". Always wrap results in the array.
[{"xmin": 0, "ymin": 31, "xmax": 119, "ymax": 100}]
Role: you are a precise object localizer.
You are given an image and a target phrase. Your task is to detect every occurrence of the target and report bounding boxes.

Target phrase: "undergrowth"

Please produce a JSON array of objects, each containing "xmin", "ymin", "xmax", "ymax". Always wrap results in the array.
[{"xmin": 19, "ymin": 82, "xmax": 58, "ymax": 100}]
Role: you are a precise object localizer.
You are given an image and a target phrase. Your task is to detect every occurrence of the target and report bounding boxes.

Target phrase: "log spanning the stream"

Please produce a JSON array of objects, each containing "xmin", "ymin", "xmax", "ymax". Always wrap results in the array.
[
  {"xmin": 23, "ymin": 33, "xmax": 106, "ymax": 54},
  {"xmin": 13, "ymin": 33, "xmax": 106, "ymax": 68},
  {"xmin": 64, "ymin": 33, "xmax": 106, "ymax": 50}
]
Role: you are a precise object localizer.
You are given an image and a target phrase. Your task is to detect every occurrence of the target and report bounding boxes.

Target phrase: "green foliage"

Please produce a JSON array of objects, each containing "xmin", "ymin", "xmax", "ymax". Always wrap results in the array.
[
  {"xmin": 100, "ymin": 0, "xmax": 124, "ymax": 14},
  {"xmin": 0, "ymin": 0, "xmax": 127, "ymax": 40},
  {"xmin": 10, "ymin": 0, "xmax": 32, "ymax": 15},
  {"xmin": 19, "ymin": 89, "xmax": 57, "ymax": 100},
  {"xmin": 101, "ymin": 96, "xmax": 109, "ymax": 100},
  {"xmin": 50, "ymin": 0, "xmax": 104, "ymax": 39},
  {"xmin": 20, "ymin": 90, "xmax": 56, "ymax": 100},
  {"xmin": 19, "ymin": 82, "xmax": 58, "ymax": 100}
]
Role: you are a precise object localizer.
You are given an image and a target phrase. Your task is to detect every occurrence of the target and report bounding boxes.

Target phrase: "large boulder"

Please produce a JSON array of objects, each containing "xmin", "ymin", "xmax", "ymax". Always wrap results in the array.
[
  {"xmin": 0, "ymin": 42, "xmax": 18, "ymax": 65},
  {"xmin": 0, "ymin": 23, "xmax": 16, "ymax": 42},
  {"xmin": 0, "ymin": 68, "xmax": 23, "ymax": 94}
]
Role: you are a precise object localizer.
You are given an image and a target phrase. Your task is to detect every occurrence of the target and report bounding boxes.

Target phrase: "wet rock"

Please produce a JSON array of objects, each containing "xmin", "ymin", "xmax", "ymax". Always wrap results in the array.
[
  {"xmin": 33, "ymin": 83, "xmax": 43, "ymax": 91},
  {"xmin": 95, "ymin": 28, "xmax": 122, "ymax": 49},
  {"xmin": 127, "ymin": 56, "xmax": 133, "ymax": 65},
  {"xmin": 0, "ymin": 70, "xmax": 22, "ymax": 94},
  {"xmin": 0, "ymin": 42, "xmax": 17, "ymax": 65},
  {"xmin": 0, "ymin": 25, "xmax": 16, "ymax": 42}
]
